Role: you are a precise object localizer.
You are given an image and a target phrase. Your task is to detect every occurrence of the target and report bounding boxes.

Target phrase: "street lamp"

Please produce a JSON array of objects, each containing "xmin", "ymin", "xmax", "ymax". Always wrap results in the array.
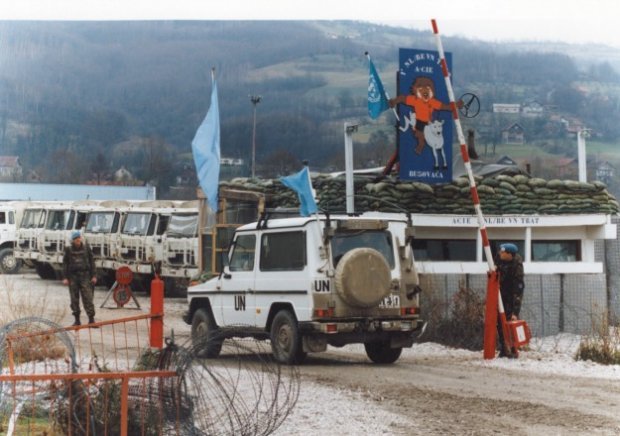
[{"xmin": 250, "ymin": 94, "xmax": 262, "ymax": 179}]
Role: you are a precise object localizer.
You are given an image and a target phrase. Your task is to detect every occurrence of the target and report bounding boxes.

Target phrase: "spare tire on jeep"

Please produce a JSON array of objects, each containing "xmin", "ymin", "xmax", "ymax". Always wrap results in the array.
[{"xmin": 334, "ymin": 247, "xmax": 391, "ymax": 308}]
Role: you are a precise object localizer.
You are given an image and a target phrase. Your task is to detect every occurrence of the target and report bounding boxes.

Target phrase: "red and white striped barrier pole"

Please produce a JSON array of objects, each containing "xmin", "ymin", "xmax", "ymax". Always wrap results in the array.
[{"xmin": 430, "ymin": 19, "xmax": 511, "ymax": 359}]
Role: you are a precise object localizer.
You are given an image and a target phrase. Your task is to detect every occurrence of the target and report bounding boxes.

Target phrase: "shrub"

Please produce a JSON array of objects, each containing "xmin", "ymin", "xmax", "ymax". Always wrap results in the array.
[
  {"xmin": 420, "ymin": 278, "xmax": 485, "ymax": 351},
  {"xmin": 576, "ymin": 312, "xmax": 620, "ymax": 365}
]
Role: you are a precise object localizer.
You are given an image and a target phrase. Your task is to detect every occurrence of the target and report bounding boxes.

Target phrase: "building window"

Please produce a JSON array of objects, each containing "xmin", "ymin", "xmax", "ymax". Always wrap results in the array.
[
  {"xmin": 532, "ymin": 240, "xmax": 580, "ymax": 262},
  {"xmin": 412, "ymin": 239, "xmax": 477, "ymax": 261},
  {"xmin": 260, "ymin": 231, "xmax": 306, "ymax": 271},
  {"xmin": 229, "ymin": 234, "xmax": 256, "ymax": 272}
]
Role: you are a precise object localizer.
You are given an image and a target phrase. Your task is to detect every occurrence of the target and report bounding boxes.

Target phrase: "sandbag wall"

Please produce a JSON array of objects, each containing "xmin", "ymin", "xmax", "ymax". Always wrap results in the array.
[{"xmin": 219, "ymin": 174, "xmax": 620, "ymax": 215}]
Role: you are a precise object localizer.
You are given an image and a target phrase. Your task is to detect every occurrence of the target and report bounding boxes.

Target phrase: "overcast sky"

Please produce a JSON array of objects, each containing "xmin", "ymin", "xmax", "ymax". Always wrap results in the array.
[{"xmin": 3, "ymin": 0, "xmax": 620, "ymax": 48}]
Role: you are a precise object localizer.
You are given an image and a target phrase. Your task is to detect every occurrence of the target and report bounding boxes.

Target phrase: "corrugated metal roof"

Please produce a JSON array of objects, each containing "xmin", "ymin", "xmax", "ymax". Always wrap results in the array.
[{"xmin": 0, "ymin": 182, "xmax": 156, "ymax": 201}]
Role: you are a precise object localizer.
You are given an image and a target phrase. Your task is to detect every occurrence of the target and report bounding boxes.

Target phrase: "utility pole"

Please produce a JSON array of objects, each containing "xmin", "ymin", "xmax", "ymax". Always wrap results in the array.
[{"xmin": 250, "ymin": 95, "xmax": 262, "ymax": 179}]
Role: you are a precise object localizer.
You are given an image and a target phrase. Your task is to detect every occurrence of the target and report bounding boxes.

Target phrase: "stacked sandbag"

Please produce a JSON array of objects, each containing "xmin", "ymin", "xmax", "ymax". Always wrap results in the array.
[{"xmin": 218, "ymin": 174, "xmax": 620, "ymax": 216}]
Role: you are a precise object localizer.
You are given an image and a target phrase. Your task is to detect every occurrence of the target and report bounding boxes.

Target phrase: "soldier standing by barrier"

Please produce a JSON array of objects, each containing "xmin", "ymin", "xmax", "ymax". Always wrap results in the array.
[
  {"xmin": 496, "ymin": 243, "xmax": 524, "ymax": 358},
  {"xmin": 62, "ymin": 231, "xmax": 97, "ymax": 326}
]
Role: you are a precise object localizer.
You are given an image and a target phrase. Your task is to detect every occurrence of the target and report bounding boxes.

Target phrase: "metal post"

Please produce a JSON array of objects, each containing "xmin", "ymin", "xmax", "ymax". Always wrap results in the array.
[
  {"xmin": 250, "ymin": 95, "xmax": 262, "ymax": 179},
  {"xmin": 150, "ymin": 276, "xmax": 164, "ymax": 349},
  {"xmin": 577, "ymin": 128, "xmax": 588, "ymax": 182},
  {"xmin": 344, "ymin": 122, "xmax": 358, "ymax": 214}
]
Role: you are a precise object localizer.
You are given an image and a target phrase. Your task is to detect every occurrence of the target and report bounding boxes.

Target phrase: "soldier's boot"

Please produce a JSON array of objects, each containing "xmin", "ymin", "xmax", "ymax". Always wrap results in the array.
[
  {"xmin": 72, "ymin": 315, "xmax": 81, "ymax": 326},
  {"xmin": 89, "ymin": 316, "xmax": 99, "ymax": 328}
]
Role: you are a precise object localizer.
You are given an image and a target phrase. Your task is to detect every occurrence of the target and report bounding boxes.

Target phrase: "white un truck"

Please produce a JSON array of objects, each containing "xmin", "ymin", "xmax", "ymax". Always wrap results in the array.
[{"xmin": 185, "ymin": 213, "xmax": 423, "ymax": 364}]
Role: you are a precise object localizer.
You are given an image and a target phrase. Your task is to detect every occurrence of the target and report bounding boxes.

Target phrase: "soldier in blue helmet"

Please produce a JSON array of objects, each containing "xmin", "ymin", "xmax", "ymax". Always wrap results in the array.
[
  {"xmin": 62, "ymin": 230, "xmax": 97, "ymax": 326},
  {"xmin": 496, "ymin": 242, "xmax": 524, "ymax": 358}
]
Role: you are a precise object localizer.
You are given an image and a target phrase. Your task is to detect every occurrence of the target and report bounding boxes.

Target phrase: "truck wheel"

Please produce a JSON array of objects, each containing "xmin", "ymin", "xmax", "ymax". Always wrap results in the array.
[
  {"xmin": 0, "ymin": 248, "xmax": 21, "ymax": 274},
  {"xmin": 364, "ymin": 341, "xmax": 402, "ymax": 364},
  {"xmin": 34, "ymin": 262, "xmax": 56, "ymax": 280},
  {"xmin": 270, "ymin": 310, "xmax": 306, "ymax": 365},
  {"xmin": 191, "ymin": 308, "xmax": 223, "ymax": 358}
]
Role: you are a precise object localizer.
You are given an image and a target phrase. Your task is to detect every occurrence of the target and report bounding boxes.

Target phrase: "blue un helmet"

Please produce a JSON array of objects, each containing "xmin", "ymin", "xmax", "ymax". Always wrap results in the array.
[
  {"xmin": 71, "ymin": 230, "xmax": 82, "ymax": 241},
  {"xmin": 500, "ymin": 243, "xmax": 518, "ymax": 254}
]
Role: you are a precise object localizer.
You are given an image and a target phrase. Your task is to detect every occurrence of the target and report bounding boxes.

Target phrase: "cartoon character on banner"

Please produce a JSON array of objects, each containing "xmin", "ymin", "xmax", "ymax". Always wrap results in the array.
[{"xmin": 390, "ymin": 76, "xmax": 462, "ymax": 170}]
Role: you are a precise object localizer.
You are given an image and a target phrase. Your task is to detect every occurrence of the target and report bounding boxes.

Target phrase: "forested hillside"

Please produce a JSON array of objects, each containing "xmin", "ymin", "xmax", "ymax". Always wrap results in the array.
[{"xmin": 1, "ymin": 20, "xmax": 619, "ymax": 196}]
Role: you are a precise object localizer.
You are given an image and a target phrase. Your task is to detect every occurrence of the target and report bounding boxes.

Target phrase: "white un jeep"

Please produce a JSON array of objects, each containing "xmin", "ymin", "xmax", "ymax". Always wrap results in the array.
[{"xmin": 184, "ymin": 213, "xmax": 423, "ymax": 364}]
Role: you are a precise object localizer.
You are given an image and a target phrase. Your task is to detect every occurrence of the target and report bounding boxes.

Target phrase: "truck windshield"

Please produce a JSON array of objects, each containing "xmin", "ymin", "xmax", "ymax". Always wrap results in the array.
[
  {"xmin": 331, "ymin": 230, "xmax": 395, "ymax": 268},
  {"xmin": 46, "ymin": 210, "xmax": 72, "ymax": 230},
  {"xmin": 86, "ymin": 212, "xmax": 116, "ymax": 233},
  {"xmin": 167, "ymin": 214, "xmax": 198, "ymax": 238},
  {"xmin": 122, "ymin": 213, "xmax": 151, "ymax": 236},
  {"xmin": 21, "ymin": 209, "xmax": 45, "ymax": 229}
]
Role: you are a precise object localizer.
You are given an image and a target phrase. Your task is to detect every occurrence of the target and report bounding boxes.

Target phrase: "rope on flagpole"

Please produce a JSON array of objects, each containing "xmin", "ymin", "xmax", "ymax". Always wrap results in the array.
[{"xmin": 430, "ymin": 20, "xmax": 495, "ymax": 272}]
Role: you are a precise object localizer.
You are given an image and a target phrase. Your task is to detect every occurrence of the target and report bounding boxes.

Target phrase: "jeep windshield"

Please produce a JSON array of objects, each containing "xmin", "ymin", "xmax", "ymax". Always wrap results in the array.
[
  {"xmin": 166, "ymin": 214, "xmax": 198, "ymax": 238},
  {"xmin": 85, "ymin": 212, "xmax": 116, "ymax": 233},
  {"xmin": 331, "ymin": 230, "xmax": 395, "ymax": 268}
]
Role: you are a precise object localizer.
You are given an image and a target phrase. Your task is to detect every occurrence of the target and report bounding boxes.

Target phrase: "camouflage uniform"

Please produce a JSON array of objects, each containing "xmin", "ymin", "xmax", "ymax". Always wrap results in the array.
[
  {"xmin": 497, "ymin": 253, "xmax": 525, "ymax": 319},
  {"xmin": 63, "ymin": 241, "xmax": 96, "ymax": 320},
  {"xmin": 496, "ymin": 253, "xmax": 525, "ymax": 357}
]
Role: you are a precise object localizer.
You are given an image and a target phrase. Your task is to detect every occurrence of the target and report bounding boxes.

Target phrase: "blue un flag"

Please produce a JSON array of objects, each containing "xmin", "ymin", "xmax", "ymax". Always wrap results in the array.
[
  {"xmin": 368, "ymin": 59, "xmax": 389, "ymax": 119},
  {"xmin": 280, "ymin": 167, "xmax": 318, "ymax": 217},
  {"xmin": 192, "ymin": 76, "xmax": 221, "ymax": 212}
]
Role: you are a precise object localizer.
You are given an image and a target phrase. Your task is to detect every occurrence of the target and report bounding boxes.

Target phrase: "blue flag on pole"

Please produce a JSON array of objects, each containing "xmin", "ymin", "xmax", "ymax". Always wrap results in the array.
[
  {"xmin": 368, "ymin": 58, "xmax": 389, "ymax": 119},
  {"xmin": 280, "ymin": 167, "xmax": 318, "ymax": 217},
  {"xmin": 192, "ymin": 75, "xmax": 220, "ymax": 212}
]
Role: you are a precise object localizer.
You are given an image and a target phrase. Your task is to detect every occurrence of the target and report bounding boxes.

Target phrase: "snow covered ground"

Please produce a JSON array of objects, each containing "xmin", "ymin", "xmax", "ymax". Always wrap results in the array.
[{"xmin": 275, "ymin": 339, "xmax": 620, "ymax": 435}]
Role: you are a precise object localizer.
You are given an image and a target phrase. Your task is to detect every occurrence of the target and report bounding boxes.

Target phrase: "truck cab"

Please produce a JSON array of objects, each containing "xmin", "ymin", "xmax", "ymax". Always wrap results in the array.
[
  {"xmin": 0, "ymin": 203, "xmax": 21, "ymax": 274},
  {"xmin": 38, "ymin": 201, "xmax": 102, "ymax": 276},
  {"xmin": 185, "ymin": 213, "xmax": 422, "ymax": 364},
  {"xmin": 162, "ymin": 203, "xmax": 199, "ymax": 285}
]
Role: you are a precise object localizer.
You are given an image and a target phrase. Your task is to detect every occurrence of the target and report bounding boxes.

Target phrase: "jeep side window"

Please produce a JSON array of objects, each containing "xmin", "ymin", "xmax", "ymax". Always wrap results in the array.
[
  {"xmin": 331, "ymin": 230, "xmax": 395, "ymax": 268},
  {"xmin": 229, "ymin": 234, "xmax": 256, "ymax": 272},
  {"xmin": 260, "ymin": 231, "xmax": 306, "ymax": 271},
  {"xmin": 0, "ymin": 212, "xmax": 5, "ymax": 224}
]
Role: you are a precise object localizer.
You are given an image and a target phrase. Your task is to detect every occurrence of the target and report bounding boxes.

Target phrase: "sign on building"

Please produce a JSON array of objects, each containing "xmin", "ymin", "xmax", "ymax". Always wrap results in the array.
[
  {"xmin": 493, "ymin": 103, "xmax": 520, "ymax": 114},
  {"xmin": 396, "ymin": 48, "xmax": 453, "ymax": 184}
]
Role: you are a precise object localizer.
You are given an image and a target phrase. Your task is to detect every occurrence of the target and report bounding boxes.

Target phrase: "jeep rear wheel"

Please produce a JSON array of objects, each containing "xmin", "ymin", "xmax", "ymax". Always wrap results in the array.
[
  {"xmin": 191, "ymin": 308, "xmax": 223, "ymax": 358},
  {"xmin": 0, "ymin": 248, "xmax": 21, "ymax": 274},
  {"xmin": 364, "ymin": 341, "xmax": 402, "ymax": 364},
  {"xmin": 270, "ymin": 310, "xmax": 306, "ymax": 365}
]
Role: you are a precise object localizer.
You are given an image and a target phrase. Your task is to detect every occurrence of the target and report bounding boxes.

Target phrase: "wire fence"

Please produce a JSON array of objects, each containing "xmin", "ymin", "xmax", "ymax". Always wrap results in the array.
[
  {"xmin": 0, "ymin": 315, "xmax": 299, "ymax": 435},
  {"xmin": 419, "ymin": 278, "xmax": 615, "ymax": 355}
]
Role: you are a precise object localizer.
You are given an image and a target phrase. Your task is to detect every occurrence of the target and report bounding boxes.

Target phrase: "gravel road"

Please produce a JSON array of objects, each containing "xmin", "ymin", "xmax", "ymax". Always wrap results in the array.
[{"xmin": 2, "ymin": 273, "xmax": 620, "ymax": 436}]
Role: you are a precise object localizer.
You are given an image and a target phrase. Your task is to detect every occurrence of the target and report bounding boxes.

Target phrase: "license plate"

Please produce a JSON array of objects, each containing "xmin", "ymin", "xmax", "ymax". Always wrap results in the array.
[{"xmin": 379, "ymin": 295, "xmax": 400, "ymax": 309}]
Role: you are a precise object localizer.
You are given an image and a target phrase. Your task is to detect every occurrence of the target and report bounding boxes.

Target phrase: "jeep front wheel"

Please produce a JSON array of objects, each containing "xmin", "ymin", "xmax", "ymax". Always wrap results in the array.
[
  {"xmin": 270, "ymin": 310, "xmax": 306, "ymax": 365},
  {"xmin": 364, "ymin": 341, "xmax": 402, "ymax": 364},
  {"xmin": 191, "ymin": 308, "xmax": 223, "ymax": 358}
]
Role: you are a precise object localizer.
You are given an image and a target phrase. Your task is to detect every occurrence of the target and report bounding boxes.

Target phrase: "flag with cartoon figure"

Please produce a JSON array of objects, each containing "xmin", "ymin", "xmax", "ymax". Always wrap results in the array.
[{"xmin": 394, "ymin": 48, "xmax": 453, "ymax": 184}]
